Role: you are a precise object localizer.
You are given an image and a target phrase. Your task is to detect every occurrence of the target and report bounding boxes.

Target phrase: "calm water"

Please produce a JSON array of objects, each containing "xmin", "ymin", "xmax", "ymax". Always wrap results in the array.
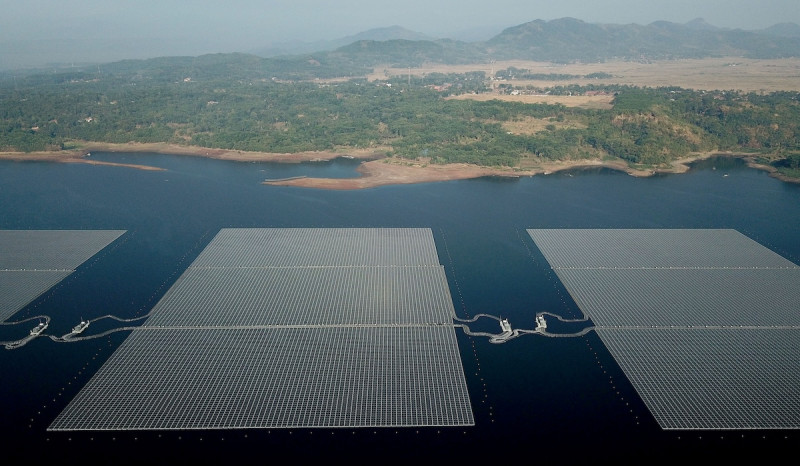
[{"xmin": 1, "ymin": 154, "xmax": 798, "ymax": 462}]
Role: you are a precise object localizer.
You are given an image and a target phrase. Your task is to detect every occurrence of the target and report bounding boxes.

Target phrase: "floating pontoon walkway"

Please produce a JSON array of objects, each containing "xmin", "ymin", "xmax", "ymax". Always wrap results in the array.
[
  {"xmin": 50, "ymin": 228, "xmax": 474, "ymax": 430},
  {"xmin": 0, "ymin": 230, "xmax": 125, "ymax": 322},
  {"xmin": 528, "ymin": 229, "xmax": 800, "ymax": 430}
]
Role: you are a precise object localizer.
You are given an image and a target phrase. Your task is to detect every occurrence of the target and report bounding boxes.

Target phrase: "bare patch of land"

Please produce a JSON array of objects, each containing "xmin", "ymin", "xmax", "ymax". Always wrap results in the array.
[
  {"xmin": 76, "ymin": 142, "xmax": 388, "ymax": 163},
  {"xmin": 446, "ymin": 93, "xmax": 614, "ymax": 109},
  {"xmin": 0, "ymin": 142, "xmax": 387, "ymax": 171},
  {"xmin": 0, "ymin": 149, "xmax": 166, "ymax": 171},
  {"xmin": 500, "ymin": 116, "xmax": 587, "ymax": 135},
  {"xmin": 262, "ymin": 152, "xmax": 770, "ymax": 190}
]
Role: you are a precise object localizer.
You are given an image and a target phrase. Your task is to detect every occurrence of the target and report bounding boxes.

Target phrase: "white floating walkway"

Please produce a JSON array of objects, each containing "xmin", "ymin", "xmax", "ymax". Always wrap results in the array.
[
  {"xmin": 0, "ymin": 230, "xmax": 125, "ymax": 322},
  {"xmin": 50, "ymin": 228, "xmax": 474, "ymax": 431},
  {"xmin": 528, "ymin": 229, "xmax": 800, "ymax": 430}
]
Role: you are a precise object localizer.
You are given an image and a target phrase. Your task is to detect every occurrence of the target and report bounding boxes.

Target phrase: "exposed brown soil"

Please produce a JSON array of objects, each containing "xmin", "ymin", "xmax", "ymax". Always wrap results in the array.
[
  {"xmin": 77, "ymin": 142, "xmax": 388, "ymax": 163},
  {"xmin": 0, "ymin": 149, "xmax": 166, "ymax": 171},
  {"xmin": 446, "ymin": 93, "xmax": 614, "ymax": 109},
  {"xmin": 262, "ymin": 152, "xmax": 779, "ymax": 190},
  {"xmin": 0, "ymin": 142, "xmax": 387, "ymax": 171}
]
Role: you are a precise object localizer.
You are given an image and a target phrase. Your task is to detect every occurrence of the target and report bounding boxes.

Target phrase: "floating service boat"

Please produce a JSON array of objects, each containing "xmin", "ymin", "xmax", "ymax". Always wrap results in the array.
[
  {"xmin": 535, "ymin": 315, "xmax": 547, "ymax": 331},
  {"xmin": 72, "ymin": 320, "xmax": 90, "ymax": 334},
  {"xmin": 30, "ymin": 321, "xmax": 48, "ymax": 336},
  {"xmin": 499, "ymin": 318, "xmax": 512, "ymax": 333}
]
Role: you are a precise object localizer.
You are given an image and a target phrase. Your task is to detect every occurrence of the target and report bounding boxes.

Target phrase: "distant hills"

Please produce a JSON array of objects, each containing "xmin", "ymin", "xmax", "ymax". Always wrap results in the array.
[
  {"xmin": 250, "ymin": 26, "xmax": 434, "ymax": 57},
  {"xmin": 250, "ymin": 17, "xmax": 800, "ymax": 69},
  {"xmin": 484, "ymin": 17, "xmax": 800, "ymax": 62},
  {"xmin": 759, "ymin": 22, "xmax": 800, "ymax": 38},
  {"xmin": 4, "ymin": 18, "xmax": 800, "ymax": 76}
]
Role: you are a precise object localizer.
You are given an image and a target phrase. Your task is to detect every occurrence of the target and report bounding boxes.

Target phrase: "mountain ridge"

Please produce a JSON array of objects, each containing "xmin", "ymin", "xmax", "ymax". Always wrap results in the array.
[{"xmin": 5, "ymin": 18, "xmax": 799, "ymax": 74}]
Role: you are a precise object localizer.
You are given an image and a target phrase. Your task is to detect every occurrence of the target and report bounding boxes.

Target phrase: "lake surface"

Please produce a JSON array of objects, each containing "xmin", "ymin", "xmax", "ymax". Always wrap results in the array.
[{"xmin": 1, "ymin": 154, "xmax": 798, "ymax": 462}]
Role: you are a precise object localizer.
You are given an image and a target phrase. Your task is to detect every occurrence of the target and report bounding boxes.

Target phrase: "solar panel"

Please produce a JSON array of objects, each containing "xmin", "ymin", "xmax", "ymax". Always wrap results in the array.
[
  {"xmin": 598, "ymin": 329, "xmax": 800, "ymax": 430},
  {"xmin": 0, "ymin": 230, "xmax": 125, "ymax": 322},
  {"xmin": 49, "ymin": 327, "xmax": 473, "ymax": 430},
  {"xmin": 528, "ymin": 229, "xmax": 797, "ymax": 269},
  {"xmin": 143, "ymin": 266, "xmax": 455, "ymax": 327},
  {"xmin": 555, "ymin": 268, "xmax": 800, "ymax": 327},
  {"xmin": 50, "ymin": 228, "xmax": 474, "ymax": 430},
  {"xmin": 0, "ymin": 230, "xmax": 126, "ymax": 270},
  {"xmin": 0, "ymin": 271, "xmax": 72, "ymax": 322},
  {"xmin": 190, "ymin": 228, "xmax": 441, "ymax": 268},
  {"xmin": 528, "ymin": 229, "xmax": 800, "ymax": 430}
]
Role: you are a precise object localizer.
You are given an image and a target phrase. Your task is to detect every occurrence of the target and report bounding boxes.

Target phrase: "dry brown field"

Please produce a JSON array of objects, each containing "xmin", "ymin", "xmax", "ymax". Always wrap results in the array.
[
  {"xmin": 445, "ymin": 93, "xmax": 614, "ymax": 109},
  {"xmin": 368, "ymin": 57, "xmax": 800, "ymax": 95}
]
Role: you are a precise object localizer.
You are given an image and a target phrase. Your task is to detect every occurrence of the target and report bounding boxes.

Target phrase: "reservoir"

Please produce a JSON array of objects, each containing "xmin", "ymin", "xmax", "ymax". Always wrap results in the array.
[{"xmin": 1, "ymin": 153, "xmax": 798, "ymax": 462}]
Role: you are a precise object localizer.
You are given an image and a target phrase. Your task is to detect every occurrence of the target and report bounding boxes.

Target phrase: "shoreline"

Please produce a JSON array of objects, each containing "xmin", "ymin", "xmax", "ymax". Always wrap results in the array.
[
  {"xmin": 76, "ymin": 141, "xmax": 388, "ymax": 163},
  {"xmin": 261, "ymin": 151, "xmax": 794, "ymax": 190},
  {"xmin": 0, "ymin": 142, "xmax": 385, "ymax": 172},
  {"xmin": 1, "ymin": 142, "xmax": 794, "ymax": 189}
]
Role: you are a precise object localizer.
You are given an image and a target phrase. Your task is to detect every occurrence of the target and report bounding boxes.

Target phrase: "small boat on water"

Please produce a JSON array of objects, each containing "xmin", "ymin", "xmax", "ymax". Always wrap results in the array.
[
  {"xmin": 72, "ymin": 320, "xmax": 90, "ymax": 334},
  {"xmin": 30, "ymin": 321, "xmax": 48, "ymax": 336}
]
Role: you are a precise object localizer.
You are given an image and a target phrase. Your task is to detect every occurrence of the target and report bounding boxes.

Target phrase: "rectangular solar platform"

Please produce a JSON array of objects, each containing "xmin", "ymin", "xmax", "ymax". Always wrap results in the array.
[
  {"xmin": 0, "ymin": 230, "xmax": 125, "ymax": 322},
  {"xmin": 528, "ymin": 229, "xmax": 800, "ymax": 430},
  {"xmin": 50, "ymin": 228, "xmax": 474, "ymax": 430}
]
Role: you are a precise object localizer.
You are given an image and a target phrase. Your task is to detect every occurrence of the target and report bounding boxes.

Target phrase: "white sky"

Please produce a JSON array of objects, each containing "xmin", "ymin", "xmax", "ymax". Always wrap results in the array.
[{"xmin": 1, "ymin": 0, "xmax": 797, "ymax": 68}]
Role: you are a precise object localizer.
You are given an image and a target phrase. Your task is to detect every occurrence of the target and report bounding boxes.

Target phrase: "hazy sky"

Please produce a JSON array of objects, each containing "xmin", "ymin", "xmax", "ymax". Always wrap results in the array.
[{"xmin": 1, "ymin": 0, "xmax": 798, "ymax": 69}]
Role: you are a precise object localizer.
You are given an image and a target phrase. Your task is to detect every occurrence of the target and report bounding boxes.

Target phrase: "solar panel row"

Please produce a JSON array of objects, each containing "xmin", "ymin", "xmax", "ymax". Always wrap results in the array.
[
  {"xmin": 49, "ymin": 327, "xmax": 473, "ymax": 430},
  {"xmin": 143, "ymin": 266, "xmax": 455, "ymax": 327}
]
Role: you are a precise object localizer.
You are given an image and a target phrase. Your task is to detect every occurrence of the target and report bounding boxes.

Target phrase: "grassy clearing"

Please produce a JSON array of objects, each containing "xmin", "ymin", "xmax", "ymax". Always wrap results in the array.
[
  {"xmin": 500, "ymin": 116, "xmax": 587, "ymax": 135},
  {"xmin": 446, "ymin": 93, "xmax": 614, "ymax": 109}
]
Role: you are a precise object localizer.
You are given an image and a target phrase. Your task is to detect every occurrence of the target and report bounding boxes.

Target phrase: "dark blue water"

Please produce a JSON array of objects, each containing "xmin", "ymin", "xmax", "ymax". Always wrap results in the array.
[{"xmin": 1, "ymin": 154, "xmax": 798, "ymax": 462}]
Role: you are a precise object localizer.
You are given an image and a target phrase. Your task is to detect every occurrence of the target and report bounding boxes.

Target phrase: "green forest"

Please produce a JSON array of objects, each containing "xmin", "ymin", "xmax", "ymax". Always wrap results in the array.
[{"xmin": 2, "ymin": 57, "xmax": 799, "ymax": 175}]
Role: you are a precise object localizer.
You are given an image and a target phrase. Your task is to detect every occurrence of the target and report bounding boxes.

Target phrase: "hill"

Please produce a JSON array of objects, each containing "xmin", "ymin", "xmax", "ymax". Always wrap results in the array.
[
  {"xmin": 305, "ymin": 18, "xmax": 800, "ymax": 67},
  {"xmin": 250, "ymin": 26, "xmax": 433, "ymax": 58},
  {"xmin": 485, "ymin": 17, "xmax": 800, "ymax": 62},
  {"xmin": 279, "ymin": 17, "xmax": 800, "ymax": 69},
  {"xmin": 759, "ymin": 22, "xmax": 800, "ymax": 38}
]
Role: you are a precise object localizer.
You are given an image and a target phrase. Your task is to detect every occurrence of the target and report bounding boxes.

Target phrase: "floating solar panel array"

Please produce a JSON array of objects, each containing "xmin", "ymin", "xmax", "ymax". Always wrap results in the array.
[
  {"xmin": 50, "ymin": 228, "xmax": 474, "ymax": 431},
  {"xmin": 528, "ymin": 229, "xmax": 800, "ymax": 430},
  {"xmin": 0, "ymin": 230, "xmax": 125, "ymax": 322}
]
